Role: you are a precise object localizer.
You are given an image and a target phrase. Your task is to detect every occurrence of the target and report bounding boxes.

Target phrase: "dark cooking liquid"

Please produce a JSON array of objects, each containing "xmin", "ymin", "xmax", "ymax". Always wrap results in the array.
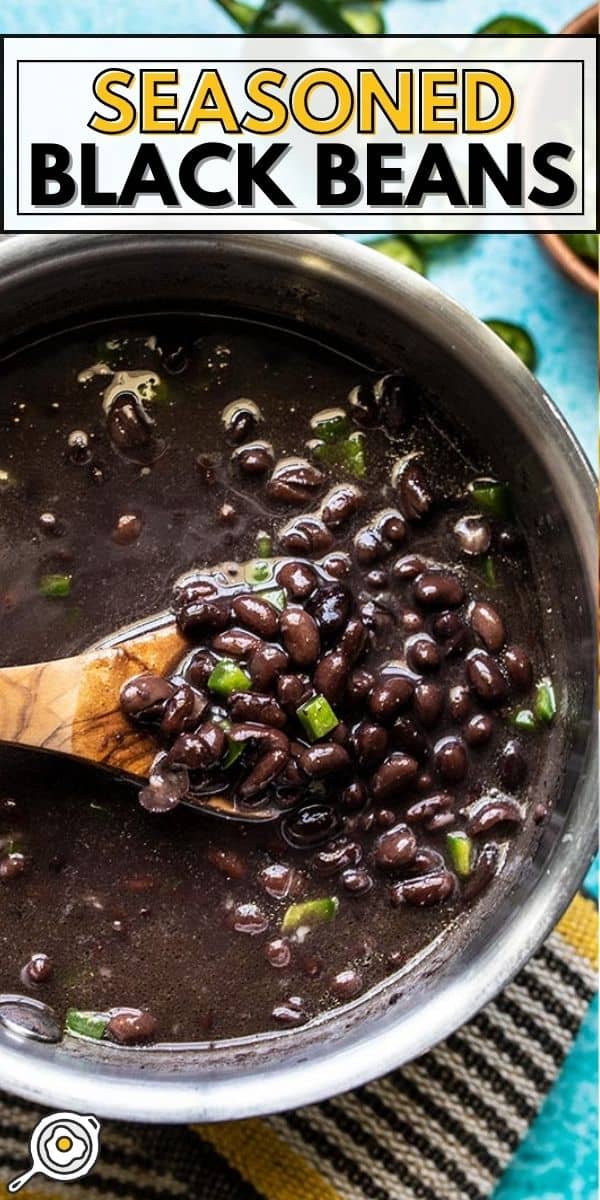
[{"xmin": 0, "ymin": 317, "xmax": 549, "ymax": 1043}]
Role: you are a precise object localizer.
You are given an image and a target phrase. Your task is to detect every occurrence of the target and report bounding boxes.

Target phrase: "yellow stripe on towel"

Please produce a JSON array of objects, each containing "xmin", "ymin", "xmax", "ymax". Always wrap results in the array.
[
  {"xmin": 196, "ymin": 1118, "xmax": 342, "ymax": 1200},
  {"xmin": 556, "ymin": 892, "xmax": 598, "ymax": 969}
]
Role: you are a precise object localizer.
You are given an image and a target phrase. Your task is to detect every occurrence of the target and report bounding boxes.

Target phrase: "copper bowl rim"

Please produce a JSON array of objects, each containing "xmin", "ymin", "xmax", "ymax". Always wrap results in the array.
[{"xmin": 538, "ymin": 4, "xmax": 598, "ymax": 295}]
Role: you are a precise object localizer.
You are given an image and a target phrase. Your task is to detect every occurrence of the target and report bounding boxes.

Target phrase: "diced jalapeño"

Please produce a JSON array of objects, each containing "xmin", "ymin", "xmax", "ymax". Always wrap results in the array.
[
  {"xmin": 281, "ymin": 897, "xmax": 338, "ymax": 933},
  {"xmin": 65, "ymin": 1009, "xmax": 108, "ymax": 1040},
  {"xmin": 208, "ymin": 659, "xmax": 252, "ymax": 698},
  {"xmin": 297, "ymin": 695, "xmax": 339, "ymax": 742},
  {"xmin": 534, "ymin": 677, "xmax": 556, "ymax": 723},
  {"xmin": 446, "ymin": 832, "xmax": 473, "ymax": 877}
]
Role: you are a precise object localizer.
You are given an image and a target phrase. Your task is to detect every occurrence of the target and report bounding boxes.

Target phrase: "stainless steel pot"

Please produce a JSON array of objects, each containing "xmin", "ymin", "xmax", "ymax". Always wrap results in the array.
[{"xmin": 0, "ymin": 232, "xmax": 596, "ymax": 1122}]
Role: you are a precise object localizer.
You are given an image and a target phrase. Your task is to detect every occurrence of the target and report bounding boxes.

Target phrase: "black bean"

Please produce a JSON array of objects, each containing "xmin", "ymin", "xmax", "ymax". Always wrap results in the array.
[
  {"xmin": 467, "ymin": 792, "xmax": 522, "ymax": 835},
  {"xmin": 259, "ymin": 863, "xmax": 296, "ymax": 897},
  {"xmin": 341, "ymin": 781, "xmax": 368, "ymax": 811},
  {"xmin": 426, "ymin": 811, "xmax": 455, "ymax": 832},
  {"xmin": 448, "ymin": 684, "xmax": 471, "ymax": 722},
  {"xmin": 276, "ymin": 560, "xmax": 318, "ymax": 599},
  {"xmin": 23, "ymin": 953, "xmax": 52, "ymax": 984},
  {"xmin": 376, "ymin": 808, "xmax": 397, "ymax": 828},
  {"xmin": 499, "ymin": 739, "xmax": 527, "ymax": 788},
  {"xmin": 322, "ymin": 485, "xmax": 363, "ymax": 528},
  {"xmin": 249, "ymin": 643, "xmax": 289, "ymax": 690},
  {"xmin": 308, "ymin": 583, "xmax": 351, "ymax": 641},
  {"xmin": 405, "ymin": 793, "xmax": 453, "ymax": 824},
  {"xmin": 330, "ymin": 968, "xmax": 364, "ymax": 1001},
  {"xmin": 218, "ymin": 503, "xmax": 237, "ymax": 524},
  {"xmin": 406, "ymin": 634, "xmax": 441, "ymax": 673},
  {"xmin": 353, "ymin": 720, "xmax": 388, "ymax": 767},
  {"xmin": 466, "ymin": 650, "xmax": 509, "ymax": 704},
  {"xmin": 342, "ymin": 867, "xmax": 373, "ymax": 895},
  {"xmin": 358, "ymin": 597, "xmax": 395, "ymax": 642},
  {"xmin": 371, "ymin": 753, "xmax": 419, "ymax": 801},
  {"xmin": 348, "ymin": 381, "xmax": 377, "ymax": 426},
  {"xmin": 160, "ymin": 683, "xmax": 207, "ymax": 737},
  {"xmin": 414, "ymin": 571, "xmax": 465, "ymax": 609},
  {"xmin": 393, "ymin": 870, "xmax": 455, "ymax": 907},
  {"xmin": 314, "ymin": 650, "xmax": 349, "ymax": 705},
  {"xmin": 265, "ymin": 939, "xmax": 291, "ymax": 969},
  {"xmin": 207, "ymin": 848, "xmax": 247, "ymax": 880},
  {"xmin": 323, "ymin": 552, "xmax": 352, "ymax": 579},
  {"xmin": 277, "ymin": 673, "xmax": 311, "ymax": 713},
  {"xmin": 391, "ymin": 554, "xmax": 427, "ymax": 582},
  {"xmin": 212, "ymin": 627, "xmax": 261, "ymax": 658},
  {"xmin": 186, "ymin": 648, "xmax": 217, "ymax": 689},
  {"xmin": 434, "ymin": 736, "xmax": 468, "ymax": 783},
  {"xmin": 167, "ymin": 722, "xmax": 227, "ymax": 770},
  {"xmin": 231, "ymin": 902, "xmax": 269, "ymax": 934},
  {"xmin": 240, "ymin": 747, "xmax": 289, "ymax": 799},
  {"xmin": 280, "ymin": 607, "xmax": 321, "ymax": 665},
  {"xmin": 464, "ymin": 713, "xmax": 494, "ymax": 747},
  {"xmin": 267, "ymin": 460, "xmax": 325, "ymax": 504},
  {"xmin": 400, "ymin": 609, "xmax": 424, "ymax": 634},
  {"xmin": 312, "ymin": 837, "xmax": 362, "ymax": 875},
  {"xmin": 272, "ymin": 999, "xmax": 306, "ymax": 1026},
  {"xmin": 225, "ymin": 405, "xmax": 259, "ymax": 444},
  {"xmin": 378, "ymin": 510, "xmax": 407, "ymax": 544},
  {"xmin": 504, "ymin": 644, "xmax": 533, "ymax": 693},
  {"xmin": 229, "ymin": 692, "xmax": 287, "ymax": 729},
  {"xmin": 368, "ymin": 673, "xmax": 414, "ymax": 722},
  {"xmin": 173, "ymin": 582, "xmax": 231, "ymax": 635},
  {"xmin": 112, "ymin": 513, "xmax": 142, "ymax": 545},
  {"xmin": 389, "ymin": 716, "xmax": 429, "ymax": 762},
  {"xmin": 354, "ymin": 527, "xmax": 387, "ymax": 565},
  {"xmin": 346, "ymin": 668, "xmax": 374, "ymax": 706},
  {"xmin": 279, "ymin": 516, "xmax": 333, "ymax": 556},
  {"xmin": 120, "ymin": 672, "xmax": 175, "ymax": 723},
  {"xmin": 463, "ymin": 843, "xmax": 499, "ymax": 901},
  {"xmin": 338, "ymin": 617, "xmax": 368, "ymax": 664},
  {"xmin": 374, "ymin": 823, "xmax": 417, "ymax": 871},
  {"xmin": 139, "ymin": 756, "xmax": 189, "ymax": 813},
  {"xmin": 282, "ymin": 803, "xmax": 340, "ymax": 847},
  {"xmin": 298, "ymin": 743, "xmax": 351, "ymax": 778},
  {"xmin": 413, "ymin": 681, "xmax": 444, "ymax": 728},
  {"xmin": 397, "ymin": 460, "xmax": 433, "ymax": 520},
  {"xmin": 106, "ymin": 392, "xmax": 154, "ymax": 455},
  {"xmin": 415, "ymin": 770, "xmax": 434, "ymax": 793},
  {"xmin": 233, "ymin": 593, "xmax": 280, "ymax": 639},
  {"xmin": 454, "ymin": 515, "xmax": 491, "ymax": 556},
  {"xmin": 195, "ymin": 453, "xmax": 219, "ymax": 485},
  {"xmin": 235, "ymin": 443, "xmax": 273, "ymax": 475},
  {"xmin": 365, "ymin": 568, "xmax": 388, "ymax": 590},
  {"xmin": 470, "ymin": 601, "xmax": 506, "ymax": 653},
  {"xmin": 106, "ymin": 1009, "xmax": 158, "ymax": 1044}
]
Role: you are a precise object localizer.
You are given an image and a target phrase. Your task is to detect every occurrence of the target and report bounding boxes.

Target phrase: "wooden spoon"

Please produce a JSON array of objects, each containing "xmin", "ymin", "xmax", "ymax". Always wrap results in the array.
[{"xmin": 0, "ymin": 611, "xmax": 279, "ymax": 822}]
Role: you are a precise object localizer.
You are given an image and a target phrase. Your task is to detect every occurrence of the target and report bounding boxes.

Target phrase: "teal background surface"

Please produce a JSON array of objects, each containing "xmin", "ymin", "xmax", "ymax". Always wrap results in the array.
[{"xmin": 1, "ymin": 1, "xmax": 597, "ymax": 1196}]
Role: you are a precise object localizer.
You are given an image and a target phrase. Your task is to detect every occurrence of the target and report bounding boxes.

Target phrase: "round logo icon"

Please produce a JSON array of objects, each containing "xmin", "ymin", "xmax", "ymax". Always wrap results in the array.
[{"xmin": 8, "ymin": 1111, "xmax": 100, "ymax": 1192}]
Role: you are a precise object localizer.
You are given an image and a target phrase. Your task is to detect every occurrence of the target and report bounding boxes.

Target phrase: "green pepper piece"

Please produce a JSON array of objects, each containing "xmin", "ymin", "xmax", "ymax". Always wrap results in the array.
[
  {"xmin": 281, "ymin": 896, "xmax": 339, "ymax": 933},
  {"xmin": 255, "ymin": 587, "xmax": 287, "ymax": 612},
  {"xmin": 65, "ymin": 1009, "xmax": 108, "ymax": 1040},
  {"xmin": 562, "ymin": 234, "xmax": 598, "ymax": 265},
  {"xmin": 534, "ymin": 677, "xmax": 556, "ymax": 724},
  {"xmin": 256, "ymin": 532, "xmax": 273, "ymax": 558},
  {"xmin": 511, "ymin": 708, "xmax": 537, "ymax": 732},
  {"xmin": 446, "ymin": 832, "xmax": 473, "ymax": 877},
  {"xmin": 407, "ymin": 233, "xmax": 467, "ymax": 247},
  {"xmin": 248, "ymin": 560, "xmax": 271, "ymax": 583},
  {"xmin": 313, "ymin": 431, "xmax": 366, "ymax": 479},
  {"xmin": 469, "ymin": 479, "xmax": 512, "ymax": 520},
  {"xmin": 39, "ymin": 573, "xmax": 72, "ymax": 599},
  {"xmin": 340, "ymin": 4, "xmax": 385, "ymax": 35},
  {"xmin": 485, "ymin": 320, "xmax": 537, "ymax": 370},
  {"xmin": 297, "ymin": 694, "xmax": 339, "ymax": 742},
  {"xmin": 208, "ymin": 659, "xmax": 252, "ymax": 698},
  {"xmin": 371, "ymin": 237, "xmax": 426, "ymax": 275},
  {"xmin": 482, "ymin": 556, "xmax": 497, "ymax": 587},
  {"xmin": 310, "ymin": 409, "xmax": 351, "ymax": 444},
  {"xmin": 219, "ymin": 721, "xmax": 246, "ymax": 769},
  {"xmin": 476, "ymin": 15, "xmax": 546, "ymax": 35},
  {"xmin": 250, "ymin": 0, "xmax": 357, "ymax": 34}
]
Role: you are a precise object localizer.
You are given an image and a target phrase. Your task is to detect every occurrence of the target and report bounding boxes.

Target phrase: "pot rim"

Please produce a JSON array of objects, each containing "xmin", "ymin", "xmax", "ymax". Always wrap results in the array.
[{"xmin": 0, "ymin": 231, "xmax": 596, "ymax": 1122}]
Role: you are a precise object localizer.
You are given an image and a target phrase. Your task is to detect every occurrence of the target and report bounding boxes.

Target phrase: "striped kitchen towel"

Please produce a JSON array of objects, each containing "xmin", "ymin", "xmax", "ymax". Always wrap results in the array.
[{"xmin": 0, "ymin": 892, "xmax": 597, "ymax": 1200}]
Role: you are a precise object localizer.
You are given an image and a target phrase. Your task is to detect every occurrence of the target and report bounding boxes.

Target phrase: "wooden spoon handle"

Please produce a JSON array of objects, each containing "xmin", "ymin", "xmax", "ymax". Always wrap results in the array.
[{"xmin": 0, "ymin": 622, "xmax": 187, "ymax": 778}]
